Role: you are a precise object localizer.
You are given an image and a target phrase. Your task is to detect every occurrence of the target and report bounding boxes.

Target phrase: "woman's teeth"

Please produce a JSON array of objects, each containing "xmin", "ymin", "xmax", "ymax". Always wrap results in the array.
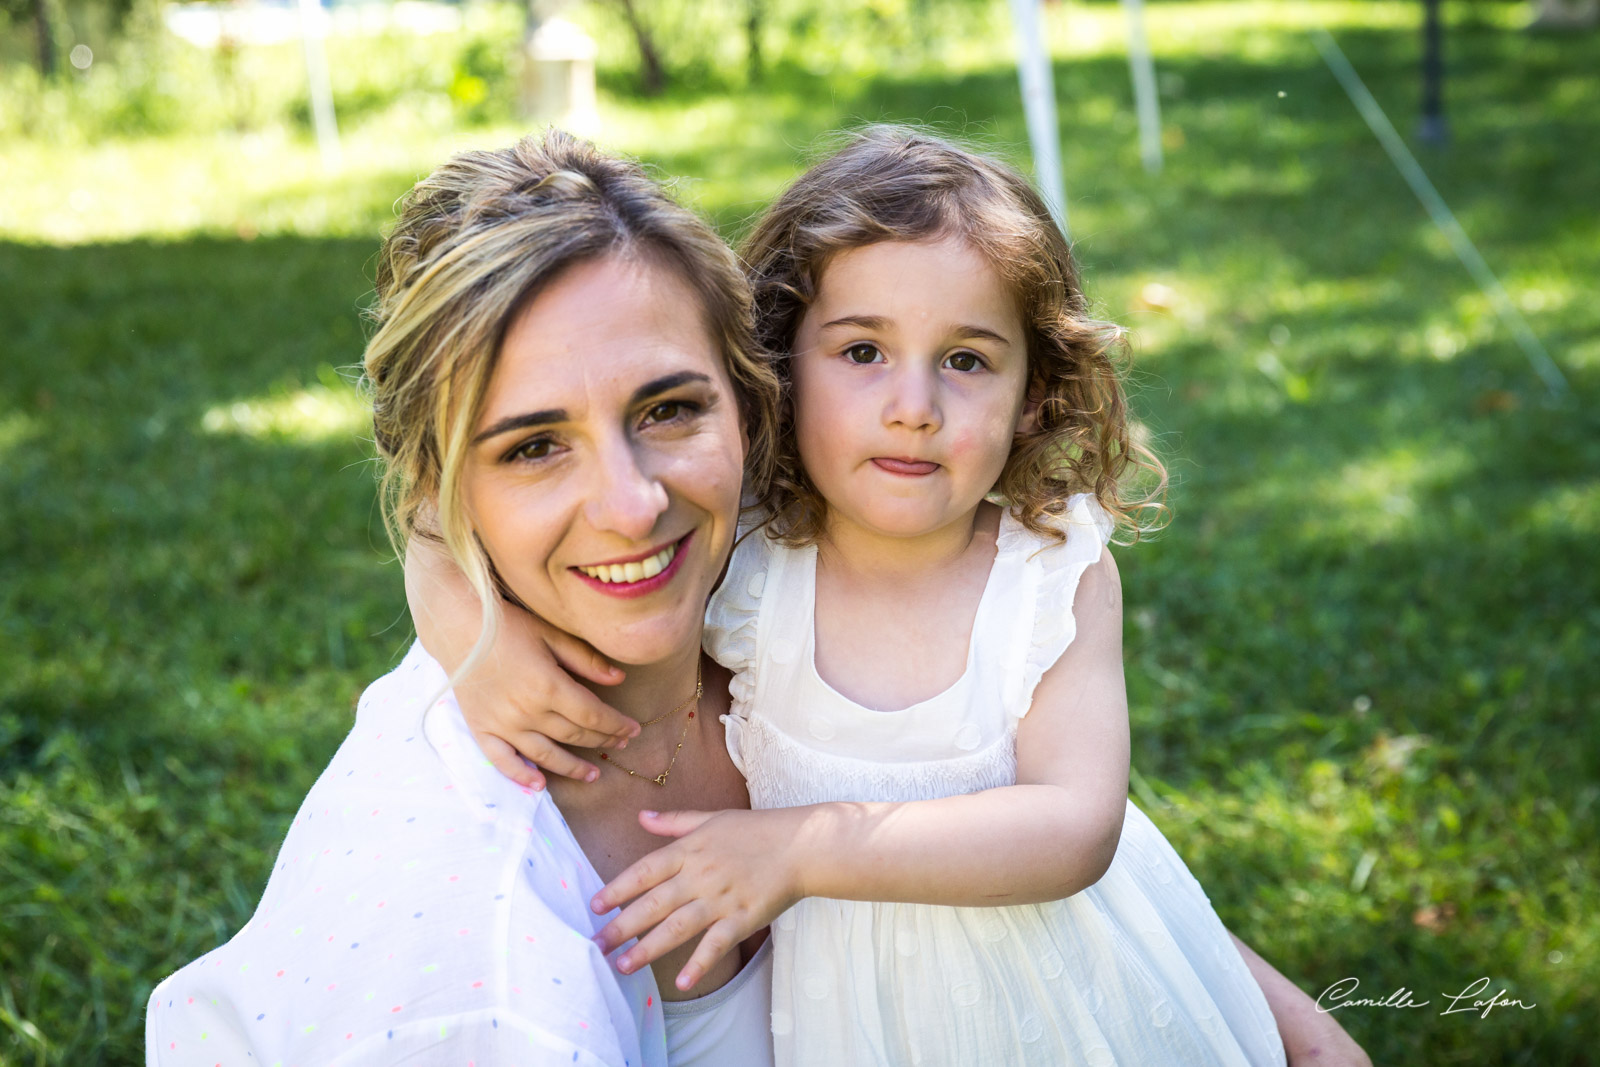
[{"xmin": 579, "ymin": 541, "xmax": 678, "ymax": 584}]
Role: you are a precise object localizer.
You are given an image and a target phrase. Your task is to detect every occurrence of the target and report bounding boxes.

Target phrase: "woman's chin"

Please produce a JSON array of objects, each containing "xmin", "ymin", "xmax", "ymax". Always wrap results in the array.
[{"xmin": 579, "ymin": 606, "xmax": 709, "ymax": 669}]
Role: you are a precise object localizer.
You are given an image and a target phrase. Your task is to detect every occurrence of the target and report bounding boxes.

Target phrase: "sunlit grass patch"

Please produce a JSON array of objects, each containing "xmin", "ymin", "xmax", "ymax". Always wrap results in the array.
[
  {"xmin": 1310, "ymin": 442, "xmax": 1476, "ymax": 538},
  {"xmin": 199, "ymin": 384, "xmax": 369, "ymax": 443},
  {"xmin": 1524, "ymin": 482, "xmax": 1600, "ymax": 537},
  {"xmin": 0, "ymin": 411, "xmax": 38, "ymax": 457}
]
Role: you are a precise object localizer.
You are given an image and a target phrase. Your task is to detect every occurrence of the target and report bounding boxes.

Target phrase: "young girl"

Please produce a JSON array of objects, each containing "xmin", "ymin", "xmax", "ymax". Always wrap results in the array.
[{"xmin": 411, "ymin": 128, "xmax": 1303, "ymax": 1065}]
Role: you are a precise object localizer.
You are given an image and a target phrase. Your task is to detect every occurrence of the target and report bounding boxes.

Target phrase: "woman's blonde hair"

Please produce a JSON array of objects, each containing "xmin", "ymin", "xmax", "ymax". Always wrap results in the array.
[
  {"xmin": 740, "ymin": 125, "xmax": 1166, "ymax": 544},
  {"xmin": 363, "ymin": 129, "xmax": 781, "ymax": 673}
]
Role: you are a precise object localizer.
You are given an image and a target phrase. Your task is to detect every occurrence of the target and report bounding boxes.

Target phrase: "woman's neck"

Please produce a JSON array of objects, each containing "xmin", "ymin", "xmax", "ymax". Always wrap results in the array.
[{"xmin": 585, "ymin": 642, "xmax": 704, "ymax": 727}]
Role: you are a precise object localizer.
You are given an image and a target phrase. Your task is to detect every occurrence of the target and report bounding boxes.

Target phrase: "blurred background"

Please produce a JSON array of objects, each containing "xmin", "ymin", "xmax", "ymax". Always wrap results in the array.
[{"xmin": 1, "ymin": 0, "xmax": 1596, "ymax": 1063}]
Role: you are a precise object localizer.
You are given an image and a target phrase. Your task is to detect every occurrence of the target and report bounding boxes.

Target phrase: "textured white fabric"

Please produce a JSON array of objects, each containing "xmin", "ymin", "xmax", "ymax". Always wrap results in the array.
[
  {"xmin": 661, "ymin": 936, "xmax": 774, "ymax": 1067},
  {"xmin": 146, "ymin": 642, "xmax": 669, "ymax": 1067},
  {"xmin": 704, "ymin": 497, "xmax": 1288, "ymax": 1067}
]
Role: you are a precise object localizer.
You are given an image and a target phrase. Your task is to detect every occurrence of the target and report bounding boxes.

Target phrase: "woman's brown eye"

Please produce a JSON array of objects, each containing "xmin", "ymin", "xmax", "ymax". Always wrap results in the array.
[
  {"xmin": 845, "ymin": 344, "xmax": 881, "ymax": 364},
  {"xmin": 947, "ymin": 352, "xmax": 979, "ymax": 372},
  {"xmin": 512, "ymin": 438, "xmax": 552, "ymax": 461},
  {"xmin": 646, "ymin": 401, "xmax": 683, "ymax": 423}
]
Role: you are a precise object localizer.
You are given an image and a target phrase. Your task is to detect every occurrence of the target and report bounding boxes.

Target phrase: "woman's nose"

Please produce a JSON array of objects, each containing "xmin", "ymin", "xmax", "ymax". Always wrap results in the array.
[
  {"xmin": 583, "ymin": 440, "xmax": 669, "ymax": 540},
  {"xmin": 883, "ymin": 365, "xmax": 942, "ymax": 433}
]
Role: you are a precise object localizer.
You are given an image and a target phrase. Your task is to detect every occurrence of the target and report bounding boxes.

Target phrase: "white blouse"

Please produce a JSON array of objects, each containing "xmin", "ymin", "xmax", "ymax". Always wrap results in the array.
[{"xmin": 146, "ymin": 641, "xmax": 668, "ymax": 1066}]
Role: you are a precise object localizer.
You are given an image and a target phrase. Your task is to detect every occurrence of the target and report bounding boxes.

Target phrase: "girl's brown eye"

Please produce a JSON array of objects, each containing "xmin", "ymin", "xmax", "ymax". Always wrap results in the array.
[
  {"xmin": 845, "ymin": 343, "xmax": 882, "ymax": 364},
  {"xmin": 946, "ymin": 352, "xmax": 980, "ymax": 372}
]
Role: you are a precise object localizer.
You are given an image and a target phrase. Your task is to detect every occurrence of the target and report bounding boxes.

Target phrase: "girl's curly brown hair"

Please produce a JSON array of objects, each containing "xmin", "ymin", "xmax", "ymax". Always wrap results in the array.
[{"xmin": 740, "ymin": 125, "xmax": 1167, "ymax": 545}]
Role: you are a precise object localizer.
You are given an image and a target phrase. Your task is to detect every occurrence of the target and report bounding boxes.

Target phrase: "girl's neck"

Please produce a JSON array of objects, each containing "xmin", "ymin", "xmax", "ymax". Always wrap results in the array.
[{"xmin": 817, "ymin": 501, "xmax": 1000, "ymax": 587}]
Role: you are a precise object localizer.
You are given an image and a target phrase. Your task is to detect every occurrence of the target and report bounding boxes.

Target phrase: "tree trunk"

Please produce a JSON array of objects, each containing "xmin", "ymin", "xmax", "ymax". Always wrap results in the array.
[
  {"xmin": 31, "ymin": 0, "xmax": 56, "ymax": 77},
  {"xmin": 614, "ymin": 0, "xmax": 666, "ymax": 95},
  {"xmin": 745, "ymin": 0, "xmax": 764, "ymax": 83}
]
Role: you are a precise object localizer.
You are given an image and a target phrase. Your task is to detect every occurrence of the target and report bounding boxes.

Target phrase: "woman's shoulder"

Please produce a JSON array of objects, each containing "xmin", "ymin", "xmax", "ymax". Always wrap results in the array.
[
  {"xmin": 146, "ymin": 646, "xmax": 636, "ymax": 1064},
  {"xmin": 351, "ymin": 639, "xmax": 450, "ymax": 728}
]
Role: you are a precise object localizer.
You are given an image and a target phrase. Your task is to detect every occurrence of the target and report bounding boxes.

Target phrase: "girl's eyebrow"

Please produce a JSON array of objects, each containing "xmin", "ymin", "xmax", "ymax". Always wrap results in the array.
[
  {"xmin": 471, "ymin": 371, "xmax": 712, "ymax": 445},
  {"xmin": 818, "ymin": 314, "xmax": 1013, "ymax": 347},
  {"xmin": 818, "ymin": 313, "xmax": 892, "ymax": 333}
]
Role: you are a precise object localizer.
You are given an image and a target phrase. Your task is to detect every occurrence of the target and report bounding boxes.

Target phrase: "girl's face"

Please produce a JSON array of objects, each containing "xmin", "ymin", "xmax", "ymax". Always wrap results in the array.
[
  {"xmin": 790, "ymin": 236, "xmax": 1031, "ymax": 542},
  {"xmin": 462, "ymin": 253, "xmax": 746, "ymax": 667}
]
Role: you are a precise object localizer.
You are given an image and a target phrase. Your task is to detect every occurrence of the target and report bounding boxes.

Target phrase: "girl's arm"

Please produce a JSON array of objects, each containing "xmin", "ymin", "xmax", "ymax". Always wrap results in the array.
[
  {"xmin": 591, "ymin": 548, "xmax": 1130, "ymax": 988},
  {"xmin": 404, "ymin": 535, "xmax": 639, "ymax": 788}
]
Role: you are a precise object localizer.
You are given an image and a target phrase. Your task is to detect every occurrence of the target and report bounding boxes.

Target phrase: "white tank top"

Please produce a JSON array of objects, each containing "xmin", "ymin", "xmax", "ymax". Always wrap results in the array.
[{"xmin": 661, "ymin": 935, "xmax": 774, "ymax": 1067}]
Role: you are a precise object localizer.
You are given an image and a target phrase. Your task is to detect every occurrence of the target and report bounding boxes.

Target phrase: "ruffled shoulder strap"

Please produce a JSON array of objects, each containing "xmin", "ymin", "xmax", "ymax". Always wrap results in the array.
[
  {"xmin": 702, "ymin": 521, "xmax": 777, "ymax": 675},
  {"xmin": 998, "ymin": 493, "xmax": 1114, "ymax": 718}
]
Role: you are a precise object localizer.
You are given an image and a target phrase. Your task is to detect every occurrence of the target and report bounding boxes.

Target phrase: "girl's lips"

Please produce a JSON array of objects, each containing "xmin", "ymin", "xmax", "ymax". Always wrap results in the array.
[
  {"xmin": 872, "ymin": 457, "xmax": 940, "ymax": 476},
  {"xmin": 570, "ymin": 531, "xmax": 693, "ymax": 599}
]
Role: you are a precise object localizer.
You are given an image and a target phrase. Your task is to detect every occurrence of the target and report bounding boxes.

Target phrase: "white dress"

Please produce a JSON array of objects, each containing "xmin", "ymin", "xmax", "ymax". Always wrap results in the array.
[{"xmin": 703, "ymin": 496, "xmax": 1288, "ymax": 1067}]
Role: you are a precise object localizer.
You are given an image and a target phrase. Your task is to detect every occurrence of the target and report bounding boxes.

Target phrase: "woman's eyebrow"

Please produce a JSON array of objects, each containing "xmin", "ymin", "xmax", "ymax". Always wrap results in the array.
[
  {"xmin": 472, "ymin": 372, "xmax": 713, "ymax": 445},
  {"xmin": 629, "ymin": 370, "xmax": 712, "ymax": 405},
  {"xmin": 473, "ymin": 408, "xmax": 566, "ymax": 445}
]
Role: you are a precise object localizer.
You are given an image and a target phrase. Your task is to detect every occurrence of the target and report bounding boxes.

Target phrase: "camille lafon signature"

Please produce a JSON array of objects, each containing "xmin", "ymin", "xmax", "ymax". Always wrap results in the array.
[{"xmin": 1316, "ymin": 976, "xmax": 1536, "ymax": 1019}]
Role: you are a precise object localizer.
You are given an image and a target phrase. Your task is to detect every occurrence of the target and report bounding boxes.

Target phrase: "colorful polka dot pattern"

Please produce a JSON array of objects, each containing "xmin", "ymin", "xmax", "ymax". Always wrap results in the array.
[{"xmin": 146, "ymin": 643, "xmax": 666, "ymax": 1066}]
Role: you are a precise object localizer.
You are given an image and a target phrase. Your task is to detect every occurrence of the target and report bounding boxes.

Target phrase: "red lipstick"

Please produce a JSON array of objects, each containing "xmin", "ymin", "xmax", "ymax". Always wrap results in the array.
[{"xmin": 569, "ymin": 532, "xmax": 693, "ymax": 599}]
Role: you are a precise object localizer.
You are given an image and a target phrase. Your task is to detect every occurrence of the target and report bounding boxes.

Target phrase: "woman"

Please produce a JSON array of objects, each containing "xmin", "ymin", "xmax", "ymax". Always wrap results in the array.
[{"xmin": 147, "ymin": 130, "xmax": 1365, "ymax": 1066}]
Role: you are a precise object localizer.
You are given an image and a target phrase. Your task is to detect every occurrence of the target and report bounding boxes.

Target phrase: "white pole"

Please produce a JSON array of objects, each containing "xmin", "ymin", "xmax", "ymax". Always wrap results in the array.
[
  {"xmin": 1310, "ymin": 27, "xmax": 1567, "ymax": 400},
  {"xmin": 298, "ymin": 0, "xmax": 341, "ymax": 172},
  {"xmin": 1008, "ymin": 0, "xmax": 1068, "ymax": 238},
  {"xmin": 1121, "ymin": 0, "xmax": 1163, "ymax": 173}
]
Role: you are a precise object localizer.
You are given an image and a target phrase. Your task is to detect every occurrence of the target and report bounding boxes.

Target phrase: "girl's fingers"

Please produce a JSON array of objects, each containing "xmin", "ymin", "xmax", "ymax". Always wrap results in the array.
[
  {"xmin": 532, "ymin": 707, "xmax": 626, "ymax": 752},
  {"xmin": 592, "ymin": 848, "xmax": 679, "ymax": 914},
  {"xmin": 542, "ymin": 626, "xmax": 627, "ymax": 688},
  {"xmin": 615, "ymin": 901, "xmax": 711, "ymax": 976},
  {"xmin": 638, "ymin": 809, "xmax": 716, "ymax": 838},
  {"xmin": 550, "ymin": 675, "xmax": 640, "ymax": 748},
  {"xmin": 676, "ymin": 919, "xmax": 746, "ymax": 992},
  {"xmin": 473, "ymin": 731, "xmax": 546, "ymax": 790},
  {"xmin": 593, "ymin": 881, "xmax": 688, "ymax": 954},
  {"xmin": 511, "ymin": 731, "xmax": 599, "ymax": 784}
]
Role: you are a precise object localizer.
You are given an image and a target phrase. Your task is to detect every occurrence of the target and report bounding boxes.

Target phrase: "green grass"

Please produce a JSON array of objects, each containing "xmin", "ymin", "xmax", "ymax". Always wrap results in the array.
[{"xmin": 3, "ymin": 1, "xmax": 1597, "ymax": 1063}]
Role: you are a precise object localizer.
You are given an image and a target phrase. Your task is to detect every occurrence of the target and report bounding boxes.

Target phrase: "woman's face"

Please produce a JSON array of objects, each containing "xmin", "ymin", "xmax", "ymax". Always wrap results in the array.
[{"xmin": 462, "ymin": 253, "xmax": 746, "ymax": 667}]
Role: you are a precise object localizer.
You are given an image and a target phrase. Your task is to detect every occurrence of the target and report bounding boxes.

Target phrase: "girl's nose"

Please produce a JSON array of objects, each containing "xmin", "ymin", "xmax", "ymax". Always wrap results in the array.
[
  {"xmin": 583, "ymin": 439, "xmax": 669, "ymax": 540},
  {"xmin": 883, "ymin": 365, "xmax": 942, "ymax": 433}
]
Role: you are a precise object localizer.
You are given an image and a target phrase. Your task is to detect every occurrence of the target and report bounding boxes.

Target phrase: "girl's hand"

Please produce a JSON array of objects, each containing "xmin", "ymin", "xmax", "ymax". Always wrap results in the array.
[
  {"xmin": 456, "ymin": 605, "xmax": 641, "ymax": 789},
  {"xmin": 590, "ymin": 809, "xmax": 806, "ymax": 991},
  {"xmin": 405, "ymin": 535, "xmax": 640, "ymax": 789}
]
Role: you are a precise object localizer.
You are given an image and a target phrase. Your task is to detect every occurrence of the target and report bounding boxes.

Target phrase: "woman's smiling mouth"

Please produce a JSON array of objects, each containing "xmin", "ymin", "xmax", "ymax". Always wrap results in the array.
[{"xmin": 571, "ymin": 532, "xmax": 694, "ymax": 597}]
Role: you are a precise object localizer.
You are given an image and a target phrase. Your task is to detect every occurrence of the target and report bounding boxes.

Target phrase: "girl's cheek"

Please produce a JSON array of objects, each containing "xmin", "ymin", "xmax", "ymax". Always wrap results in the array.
[{"xmin": 945, "ymin": 427, "xmax": 979, "ymax": 460}]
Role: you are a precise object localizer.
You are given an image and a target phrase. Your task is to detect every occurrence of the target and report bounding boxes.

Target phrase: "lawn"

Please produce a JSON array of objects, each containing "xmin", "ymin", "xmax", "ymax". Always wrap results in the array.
[{"xmin": 2, "ymin": 1, "xmax": 1596, "ymax": 1063}]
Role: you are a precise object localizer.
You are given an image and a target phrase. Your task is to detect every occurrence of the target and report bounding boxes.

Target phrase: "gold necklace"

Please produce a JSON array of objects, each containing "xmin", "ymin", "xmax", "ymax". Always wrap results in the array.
[
  {"xmin": 632, "ymin": 661, "xmax": 703, "ymax": 728},
  {"xmin": 598, "ymin": 664, "xmax": 702, "ymax": 786}
]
